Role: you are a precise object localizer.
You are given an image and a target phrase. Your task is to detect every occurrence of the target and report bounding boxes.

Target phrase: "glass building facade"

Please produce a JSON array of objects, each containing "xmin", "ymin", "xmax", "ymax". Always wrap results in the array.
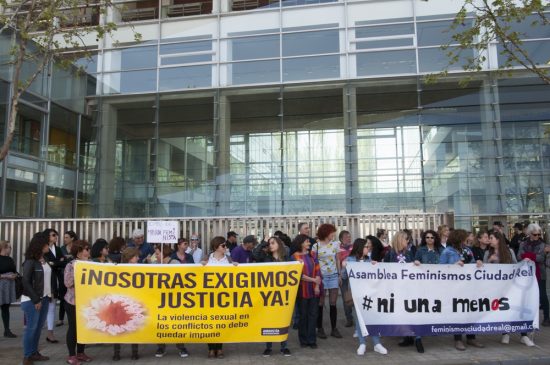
[{"xmin": 0, "ymin": 0, "xmax": 549, "ymax": 227}]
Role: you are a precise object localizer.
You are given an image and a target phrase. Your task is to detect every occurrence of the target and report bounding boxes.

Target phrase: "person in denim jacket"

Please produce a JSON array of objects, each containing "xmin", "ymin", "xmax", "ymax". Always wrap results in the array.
[
  {"xmin": 342, "ymin": 236, "xmax": 387, "ymax": 356},
  {"xmin": 440, "ymin": 229, "xmax": 484, "ymax": 351},
  {"xmin": 414, "ymin": 230, "xmax": 443, "ymax": 265}
]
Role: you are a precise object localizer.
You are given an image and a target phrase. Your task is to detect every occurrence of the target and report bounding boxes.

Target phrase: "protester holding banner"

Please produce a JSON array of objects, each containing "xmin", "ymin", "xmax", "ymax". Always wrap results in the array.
[
  {"xmin": 342, "ymin": 237, "xmax": 387, "ymax": 356},
  {"xmin": 202, "ymin": 236, "xmax": 236, "ymax": 358},
  {"xmin": 440, "ymin": 229, "xmax": 485, "ymax": 351},
  {"xmin": 156, "ymin": 243, "xmax": 191, "ymax": 359},
  {"xmin": 414, "ymin": 230, "xmax": 443, "ymax": 265},
  {"xmin": 312, "ymin": 224, "xmax": 342, "ymax": 339},
  {"xmin": 518, "ymin": 223, "xmax": 550, "ymax": 327},
  {"xmin": 291, "ymin": 234, "xmax": 321, "ymax": 349},
  {"xmin": 21, "ymin": 232, "xmax": 51, "ymax": 365},
  {"xmin": 384, "ymin": 231, "xmax": 424, "ymax": 353},
  {"xmin": 482, "ymin": 231, "xmax": 534, "ymax": 346},
  {"xmin": 113, "ymin": 247, "xmax": 140, "ymax": 361},
  {"xmin": 64, "ymin": 240, "xmax": 93, "ymax": 365},
  {"xmin": 251, "ymin": 236, "xmax": 292, "ymax": 357}
]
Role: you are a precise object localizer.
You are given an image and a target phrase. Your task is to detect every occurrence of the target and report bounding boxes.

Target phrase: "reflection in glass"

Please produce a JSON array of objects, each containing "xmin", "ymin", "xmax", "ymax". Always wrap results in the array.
[
  {"xmin": 418, "ymin": 47, "xmax": 473, "ymax": 73},
  {"xmin": 283, "ymin": 29, "xmax": 339, "ymax": 57},
  {"xmin": 103, "ymin": 70, "xmax": 157, "ymax": 94},
  {"xmin": 48, "ymin": 105, "xmax": 78, "ymax": 167},
  {"xmin": 283, "ymin": 55, "xmax": 340, "ymax": 81},
  {"xmin": 159, "ymin": 65, "xmax": 212, "ymax": 91},
  {"xmin": 356, "ymin": 50, "xmax": 416, "ymax": 76},
  {"xmin": 231, "ymin": 60, "xmax": 280, "ymax": 85},
  {"xmin": 231, "ymin": 35, "xmax": 280, "ymax": 61}
]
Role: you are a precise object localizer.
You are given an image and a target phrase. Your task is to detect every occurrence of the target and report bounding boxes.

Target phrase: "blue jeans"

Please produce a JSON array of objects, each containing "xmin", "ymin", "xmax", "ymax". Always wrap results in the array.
[
  {"xmin": 265, "ymin": 341, "xmax": 287, "ymax": 350},
  {"xmin": 354, "ymin": 316, "xmax": 381, "ymax": 346},
  {"xmin": 21, "ymin": 297, "xmax": 49, "ymax": 358}
]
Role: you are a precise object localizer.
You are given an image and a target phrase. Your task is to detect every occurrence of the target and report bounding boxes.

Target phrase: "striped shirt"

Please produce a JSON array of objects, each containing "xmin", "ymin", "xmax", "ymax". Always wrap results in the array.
[{"xmin": 292, "ymin": 251, "xmax": 321, "ymax": 299}]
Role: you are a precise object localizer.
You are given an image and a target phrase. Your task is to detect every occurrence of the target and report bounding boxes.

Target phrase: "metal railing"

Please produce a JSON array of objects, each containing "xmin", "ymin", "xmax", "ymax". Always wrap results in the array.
[{"xmin": 0, "ymin": 213, "xmax": 447, "ymax": 271}]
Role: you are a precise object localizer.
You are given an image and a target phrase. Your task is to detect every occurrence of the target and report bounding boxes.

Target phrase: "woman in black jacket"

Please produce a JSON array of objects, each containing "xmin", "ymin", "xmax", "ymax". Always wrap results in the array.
[
  {"xmin": 21, "ymin": 232, "xmax": 52, "ymax": 365},
  {"xmin": 253, "ymin": 237, "xmax": 292, "ymax": 357},
  {"xmin": 43, "ymin": 228, "xmax": 65, "ymax": 343}
]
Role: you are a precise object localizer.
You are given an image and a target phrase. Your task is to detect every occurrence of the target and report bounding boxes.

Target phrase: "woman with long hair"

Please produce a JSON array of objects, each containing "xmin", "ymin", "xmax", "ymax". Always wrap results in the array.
[
  {"xmin": 254, "ymin": 237, "xmax": 291, "ymax": 356},
  {"xmin": 0, "ymin": 240, "xmax": 17, "ymax": 338},
  {"xmin": 201, "ymin": 236, "xmax": 237, "ymax": 358},
  {"xmin": 312, "ymin": 223, "xmax": 342, "ymax": 339},
  {"xmin": 21, "ymin": 233, "xmax": 51, "ymax": 365},
  {"xmin": 343, "ymin": 237, "xmax": 387, "ymax": 355},
  {"xmin": 291, "ymin": 234, "xmax": 321, "ymax": 349},
  {"xmin": 384, "ymin": 231, "xmax": 423, "ymax": 352},
  {"xmin": 440, "ymin": 229, "xmax": 484, "ymax": 351},
  {"xmin": 438, "ymin": 225, "xmax": 450, "ymax": 248},
  {"xmin": 43, "ymin": 228, "xmax": 64, "ymax": 343},
  {"xmin": 64, "ymin": 240, "xmax": 93, "ymax": 364},
  {"xmin": 91, "ymin": 239, "xmax": 110, "ymax": 263},
  {"xmin": 471, "ymin": 230, "xmax": 490, "ymax": 262},
  {"xmin": 414, "ymin": 230, "xmax": 443, "ymax": 265},
  {"xmin": 58, "ymin": 230, "xmax": 78, "ymax": 327},
  {"xmin": 484, "ymin": 230, "xmax": 534, "ymax": 346}
]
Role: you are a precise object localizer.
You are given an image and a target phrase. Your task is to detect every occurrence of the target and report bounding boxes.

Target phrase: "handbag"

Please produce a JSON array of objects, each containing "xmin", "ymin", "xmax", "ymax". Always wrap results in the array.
[
  {"xmin": 344, "ymin": 288, "xmax": 354, "ymax": 307},
  {"xmin": 15, "ymin": 273, "xmax": 24, "ymax": 299}
]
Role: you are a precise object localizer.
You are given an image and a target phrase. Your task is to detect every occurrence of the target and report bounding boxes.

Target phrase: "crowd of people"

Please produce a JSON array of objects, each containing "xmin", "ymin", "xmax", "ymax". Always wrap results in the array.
[{"xmin": 0, "ymin": 221, "xmax": 547, "ymax": 364}]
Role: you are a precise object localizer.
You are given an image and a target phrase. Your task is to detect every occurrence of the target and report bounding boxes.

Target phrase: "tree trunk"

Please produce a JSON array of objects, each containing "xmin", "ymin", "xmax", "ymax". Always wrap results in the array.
[{"xmin": 0, "ymin": 94, "xmax": 19, "ymax": 161}]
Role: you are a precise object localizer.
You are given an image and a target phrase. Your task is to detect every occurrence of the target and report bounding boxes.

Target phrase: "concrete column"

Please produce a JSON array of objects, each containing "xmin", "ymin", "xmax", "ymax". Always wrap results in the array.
[
  {"xmin": 96, "ymin": 102, "xmax": 117, "ymax": 217},
  {"xmin": 344, "ymin": 85, "xmax": 360, "ymax": 214},
  {"xmin": 215, "ymin": 93, "xmax": 231, "ymax": 216}
]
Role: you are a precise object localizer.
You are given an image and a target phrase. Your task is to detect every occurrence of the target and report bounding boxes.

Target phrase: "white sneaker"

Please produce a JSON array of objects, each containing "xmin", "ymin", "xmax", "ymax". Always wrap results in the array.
[
  {"xmin": 374, "ymin": 343, "xmax": 388, "ymax": 355},
  {"xmin": 356, "ymin": 344, "xmax": 366, "ymax": 355},
  {"xmin": 520, "ymin": 335, "xmax": 535, "ymax": 347},
  {"xmin": 353, "ymin": 332, "xmax": 358, "ymax": 338},
  {"xmin": 501, "ymin": 334, "xmax": 510, "ymax": 344}
]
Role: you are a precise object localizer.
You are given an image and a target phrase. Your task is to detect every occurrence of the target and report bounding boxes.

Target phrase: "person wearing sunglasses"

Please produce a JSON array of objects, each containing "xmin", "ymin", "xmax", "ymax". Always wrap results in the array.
[
  {"xmin": 187, "ymin": 235, "xmax": 204, "ymax": 264},
  {"xmin": 43, "ymin": 228, "xmax": 65, "ymax": 344},
  {"xmin": 201, "ymin": 236, "xmax": 238, "ymax": 358},
  {"xmin": 518, "ymin": 223, "xmax": 550, "ymax": 326},
  {"xmin": 64, "ymin": 240, "xmax": 93, "ymax": 364}
]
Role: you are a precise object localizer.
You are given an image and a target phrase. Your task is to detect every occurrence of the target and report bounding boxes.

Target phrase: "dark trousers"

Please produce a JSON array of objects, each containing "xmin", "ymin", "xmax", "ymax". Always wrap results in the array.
[
  {"xmin": 113, "ymin": 344, "xmax": 138, "ymax": 354},
  {"xmin": 207, "ymin": 343, "xmax": 222, "ymax": 350},
  {"xmin": 298, "ymin": 296, "xmax": 319, "ymax": 346},
  {"xmin": 539, "ymin": 280, "xmax": 549, "ymax": 320},
  {"xmin": 1, "ymin": 304, "xmax": 10, "ymax": 332},
  {"xmin": 65, "ymin": 302, "xmax": 85, "ymax": 356}
]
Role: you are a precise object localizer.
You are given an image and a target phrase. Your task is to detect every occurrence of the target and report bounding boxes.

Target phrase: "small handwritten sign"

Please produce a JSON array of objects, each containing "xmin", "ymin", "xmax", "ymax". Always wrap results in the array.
[{"xmin": 147, "ymin": 221, "xmax": 179, "ymax": 243}]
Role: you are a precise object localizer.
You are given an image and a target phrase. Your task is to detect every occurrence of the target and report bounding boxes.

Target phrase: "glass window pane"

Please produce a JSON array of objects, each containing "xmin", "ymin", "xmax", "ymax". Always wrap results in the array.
[
  {"xmin": 497, "ymin": 40, "xmax": 550, "ymax": 68},
  {"xmin": 160, "ymin": 41, "xmax": 211, "ymax": 54},
  {"xmin": 232, "ymin": 35, "xmax": 280, "ymax": 61},
  {"xmin": 283, "ymin": 30, "xmax": 339, "ymax": 57},
  {"xmin": 103, "ymin": 70, "xmax": 157, "ymax": 94},
  {"xmin": 159, "ymin": 65, "xmax": 211, "ymax": 91},
  {"xmin": 161, "ymin": 54, "xmax": 211, "ymax": 66},
  {"xmin": 105, "ymin": 46, "xmax": 158, "ymax": 71},
  {"xmin": 231, "ymin": 60, "xmax": 280, "ymax": 85},
  {"xmin": 418, "ymin": 47, "xmax": 473, "ymax": 73},
  {"xmin": 357, "ymin": 50, "xmax": 416, "ymax": 76},
  {"xmin": 417, "ymin": 20, "xmax": 468, "ymax": 47},
  {"xmin": 283, "ymin": 55, "xmax": 340, "ymax": 81}
]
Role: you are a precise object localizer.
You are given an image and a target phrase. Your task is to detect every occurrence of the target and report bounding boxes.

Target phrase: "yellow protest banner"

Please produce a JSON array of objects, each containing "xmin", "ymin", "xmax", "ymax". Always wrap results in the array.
[{"xmin": 75, "ymin": 261, "xmax": 301, "ymax": 344}]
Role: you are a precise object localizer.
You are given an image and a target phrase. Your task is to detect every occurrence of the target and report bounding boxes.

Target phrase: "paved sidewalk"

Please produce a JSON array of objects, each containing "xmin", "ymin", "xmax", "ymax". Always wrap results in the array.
[{"xmin": 2, "ymin": 303, "xmax": 550, "ymax": 365}]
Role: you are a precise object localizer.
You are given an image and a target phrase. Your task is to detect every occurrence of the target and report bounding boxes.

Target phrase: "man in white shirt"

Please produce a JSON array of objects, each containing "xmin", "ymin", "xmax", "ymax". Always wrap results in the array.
[{"xmin": 186, "ymin": 234, "xmax": 203, "ymax": 264}]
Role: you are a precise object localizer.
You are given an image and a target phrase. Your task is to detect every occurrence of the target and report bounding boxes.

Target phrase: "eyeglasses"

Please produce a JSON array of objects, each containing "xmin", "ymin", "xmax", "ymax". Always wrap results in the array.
[
  {"xmin": 219, "ymin": 244, "xmax": 226, "ymax": 248},
  {"xmin": 532, "ymin": 233, "xmax": 541, "ymax": 237},
  {"xmin": 191, "ymin": 238, "xmax": 199, "ymax": 241},
  {"xmin": 425, "ymin": 236, "xmax": 434, "ymax": 239}
]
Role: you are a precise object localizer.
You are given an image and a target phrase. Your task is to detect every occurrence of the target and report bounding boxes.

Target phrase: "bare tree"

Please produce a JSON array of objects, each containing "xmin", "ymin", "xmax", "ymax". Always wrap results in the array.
[
  {"xmin": 427, "ymin": 0, "xmax": 549, "ymax": 84},
  {"xmin": 0, "ymin": 0, "xmax": 141, "ymax": 161}
]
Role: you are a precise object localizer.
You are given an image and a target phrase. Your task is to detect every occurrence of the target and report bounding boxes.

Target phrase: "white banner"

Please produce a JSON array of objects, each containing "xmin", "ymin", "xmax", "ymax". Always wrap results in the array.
[
  {"xmin": 347, "ymin": 261, "xmax": 539, "ymax": 337},
  {"xmin": 146, "ymin": 221, "xmax": 179, "ymax": 244}
]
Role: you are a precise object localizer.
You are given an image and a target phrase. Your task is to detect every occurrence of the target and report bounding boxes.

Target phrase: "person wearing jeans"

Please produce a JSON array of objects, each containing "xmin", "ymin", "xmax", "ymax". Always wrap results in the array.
[{"xmin": 21, "ymin": 232, "xmax": 52, "ymax": 365}]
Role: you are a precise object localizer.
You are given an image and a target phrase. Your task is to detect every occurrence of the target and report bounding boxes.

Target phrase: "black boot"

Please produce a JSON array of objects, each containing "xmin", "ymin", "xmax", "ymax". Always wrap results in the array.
[
  {"xmin": 398, "ymin": 336, "xmax": 414, "ymax": 347},
  {"xmin": 415, "ymin": 338, "xmax": 425, "ymax": 353}
]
